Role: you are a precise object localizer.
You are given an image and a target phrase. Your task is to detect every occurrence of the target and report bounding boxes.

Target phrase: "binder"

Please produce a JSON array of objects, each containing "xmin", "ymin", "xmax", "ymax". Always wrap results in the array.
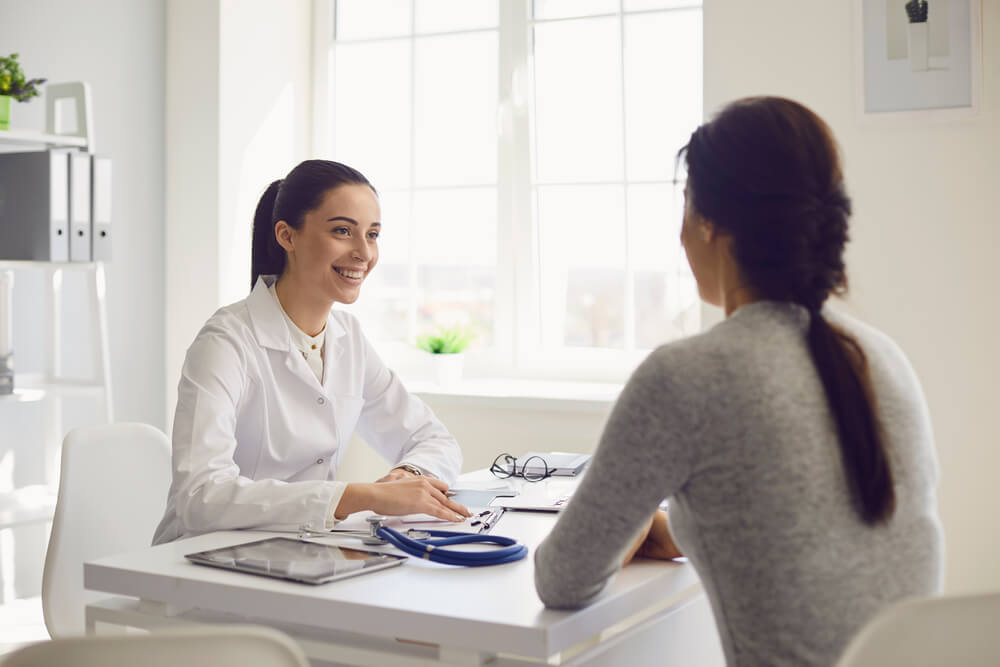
[
  {"xmin": 69, "ymin": 151, "xmax": 92, "ymax": 261},
  {"xmin": 0, "ymin": 150, "xmax": 71, "ymax": 262},
  {"xmin": 91, "ymin": 155, "xmax": 112, "ymax": 261}
]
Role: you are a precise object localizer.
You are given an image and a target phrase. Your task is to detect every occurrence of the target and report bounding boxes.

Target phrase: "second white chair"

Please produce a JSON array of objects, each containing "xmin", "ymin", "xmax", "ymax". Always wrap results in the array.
[
  {"xmin": 836, "ymin": 591, "xmax": 1000, "ymax": 667},
  {"xmin": 41, "ymin": 422, "xmax": 172, "ymax": 637},
  {"xmin": 2, "ymin": 624, "xmax": 309, "ymax": 667}
]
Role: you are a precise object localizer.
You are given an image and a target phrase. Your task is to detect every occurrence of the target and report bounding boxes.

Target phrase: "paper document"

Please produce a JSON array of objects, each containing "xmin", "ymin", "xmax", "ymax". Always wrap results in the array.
[{"xmin": 491, "ymin": 493, "xmax": 572, "ymax": 512}]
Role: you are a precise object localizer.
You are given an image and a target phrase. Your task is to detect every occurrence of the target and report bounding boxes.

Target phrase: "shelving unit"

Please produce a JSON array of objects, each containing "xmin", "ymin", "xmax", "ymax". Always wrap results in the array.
[
  {"xmin": 0, "ymin": 129, "xmax": 87, "ymax": 149},
  {"xmin": 0, "ymin": 111, "xmax": 110, "ymax": 600}
]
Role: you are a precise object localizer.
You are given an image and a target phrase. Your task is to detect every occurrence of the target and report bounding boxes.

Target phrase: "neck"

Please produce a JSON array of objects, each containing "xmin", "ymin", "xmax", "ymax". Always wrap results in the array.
[
  {"xmin": 274, "ymin": 274, "xmax": 331, "ymax": 336},
  {"xmin": 713, "ymin": 243, "xmax": 761, "ymax": 317}
]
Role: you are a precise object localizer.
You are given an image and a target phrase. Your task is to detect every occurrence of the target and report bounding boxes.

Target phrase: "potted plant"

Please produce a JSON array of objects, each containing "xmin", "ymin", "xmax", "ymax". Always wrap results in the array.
[
  {"xmin": 0, "ymin": 53, "xmax": 47, "ymax": 130},
  {"xmin": 416, "ymin": 324, "xmax": 475, "ymax": 387}
]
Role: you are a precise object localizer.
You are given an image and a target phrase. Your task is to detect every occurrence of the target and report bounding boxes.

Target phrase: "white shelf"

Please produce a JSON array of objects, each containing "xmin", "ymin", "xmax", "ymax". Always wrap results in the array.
[
  {"xmin": 0, "ymin": 260, "xmax": 101, "ymax": 272},
  {"xmin": 0, "ymin": 129, "xmax": 87, "ymax": 149},
  {"xmin": 14, "ymin": 375, "xmax": 106, "ymax": 399},
  {"xmin": 0, "ymin": 389, "xmax": 46, "ymax": 403},
  {"xmin": 0, "ymin": 486, "xmax": 57, "ymax": 529}
]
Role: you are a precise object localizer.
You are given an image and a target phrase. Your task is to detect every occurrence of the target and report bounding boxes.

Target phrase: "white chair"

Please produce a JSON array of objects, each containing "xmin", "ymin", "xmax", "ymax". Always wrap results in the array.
[
  {"xmin": 1, "ymin": 624, "xmax": 309, "ymax": 667},
  {"xmin": 41, "ymin": 423, "xmax": 172, "ymax": 637},
  {"xmin": 836, "ymin": 592, "xmax": 1000, "ymax": 667}
]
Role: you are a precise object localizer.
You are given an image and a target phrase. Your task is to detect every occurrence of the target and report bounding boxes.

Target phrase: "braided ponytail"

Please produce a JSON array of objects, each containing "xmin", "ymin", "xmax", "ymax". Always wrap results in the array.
[{"xmin": 681, "ymin": 97, "xmax": 895, "ymax": 523}]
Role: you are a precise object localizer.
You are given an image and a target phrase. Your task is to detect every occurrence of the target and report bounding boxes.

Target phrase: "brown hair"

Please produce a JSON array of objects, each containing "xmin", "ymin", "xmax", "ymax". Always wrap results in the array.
[{"xmin": 680, "ymin": 96, "xmax": 895, "ymax": 524}]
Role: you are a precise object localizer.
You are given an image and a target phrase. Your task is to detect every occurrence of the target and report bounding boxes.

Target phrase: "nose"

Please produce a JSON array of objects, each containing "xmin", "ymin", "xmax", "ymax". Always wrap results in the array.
[{"xmin": 351, "ymin": 237, "xmax": 372, "ymax": 263}]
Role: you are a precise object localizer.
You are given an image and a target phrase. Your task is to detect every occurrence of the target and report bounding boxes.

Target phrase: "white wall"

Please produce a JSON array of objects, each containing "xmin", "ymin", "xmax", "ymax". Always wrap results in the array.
[
  {"xmin": 703, "ymin": 0, "xmax": 1000, "ymax": 593},
  {"xmin": 0, "ymin": 0, "xmax": 165, "ymax": 597},
  {"xmin": 165, "ymin": 0, "xmax": 312, "ymax": 424}
]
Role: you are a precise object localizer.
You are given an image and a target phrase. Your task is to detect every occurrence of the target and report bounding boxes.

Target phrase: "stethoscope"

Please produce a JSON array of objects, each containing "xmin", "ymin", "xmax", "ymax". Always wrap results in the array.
[{"xmin": 302, "ymin": 514, "xmax": 528, "ymax": 567}]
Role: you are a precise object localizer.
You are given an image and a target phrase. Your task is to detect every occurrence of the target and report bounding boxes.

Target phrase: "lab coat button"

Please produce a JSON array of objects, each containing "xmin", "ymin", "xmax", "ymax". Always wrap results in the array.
[
  {"xmin": 317, "ymin": 396, "xmax": 325, "ymax": 405},
  {"xmin": 316, "ymin": 458, "xmax": 324, "ymax": 464}
]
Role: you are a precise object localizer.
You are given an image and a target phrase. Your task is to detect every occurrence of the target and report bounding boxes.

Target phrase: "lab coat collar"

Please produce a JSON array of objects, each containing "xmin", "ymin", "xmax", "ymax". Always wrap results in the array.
[{"xmin": 247, "ymin": 276, "xmax": 346, "ymax": 352}]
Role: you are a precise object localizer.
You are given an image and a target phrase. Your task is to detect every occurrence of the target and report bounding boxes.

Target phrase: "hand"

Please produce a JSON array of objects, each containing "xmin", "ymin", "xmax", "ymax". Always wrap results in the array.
[
  {"xmin": 622, "ymin": 510, "xmax": 683, "ymax": 566},
  {"xmin": 335, "ymin": 477, "xmax": 471, "ymax": 522},
  {"xmin": 375, "ymin": 467, "xmax": 418, "ymax": 483}
]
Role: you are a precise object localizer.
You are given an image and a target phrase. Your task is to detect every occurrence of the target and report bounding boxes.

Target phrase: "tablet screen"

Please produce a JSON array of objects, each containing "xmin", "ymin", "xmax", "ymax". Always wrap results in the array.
[{"xmin": 185, "ymin": 537, "xmax": 406, "ymax": 584}]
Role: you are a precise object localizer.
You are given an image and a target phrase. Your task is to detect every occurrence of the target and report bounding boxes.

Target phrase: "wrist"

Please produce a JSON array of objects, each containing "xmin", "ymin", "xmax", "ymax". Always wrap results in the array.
[{"xmin": 335, "ymin": 482, "xmax": 373, "ymax": 520}]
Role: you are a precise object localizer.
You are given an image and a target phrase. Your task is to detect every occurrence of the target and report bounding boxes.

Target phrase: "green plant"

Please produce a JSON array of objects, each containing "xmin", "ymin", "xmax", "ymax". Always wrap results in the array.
[
  {"xmin": 0, "ymin": 53, "xmax": 46, "ymax": 102},
  {"xmin": 416, "ymin": 325, "xmax": 475, "ymax": 355}
]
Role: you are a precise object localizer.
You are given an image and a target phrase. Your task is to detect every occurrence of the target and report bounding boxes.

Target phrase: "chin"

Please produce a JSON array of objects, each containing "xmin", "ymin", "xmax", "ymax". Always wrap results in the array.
[{"xmin": 335, "ymin": 289, "xmax": 362, "ymax": 305}]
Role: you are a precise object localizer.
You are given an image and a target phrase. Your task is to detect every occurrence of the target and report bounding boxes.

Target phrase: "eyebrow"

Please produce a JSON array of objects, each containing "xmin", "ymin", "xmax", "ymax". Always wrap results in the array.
[{"xmin": 327, "ymin": 217, "xmax": 381, "ymax": 227}]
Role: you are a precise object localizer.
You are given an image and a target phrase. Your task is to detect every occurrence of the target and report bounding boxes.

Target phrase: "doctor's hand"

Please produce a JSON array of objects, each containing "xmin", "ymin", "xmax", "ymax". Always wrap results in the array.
[
  {"xmin": 622, "ymin": 510, "xmax": 683, "ymax": 566},
  {"xmin": 335, "ymin": 477, "xmax": 472, "ymax": 523}
]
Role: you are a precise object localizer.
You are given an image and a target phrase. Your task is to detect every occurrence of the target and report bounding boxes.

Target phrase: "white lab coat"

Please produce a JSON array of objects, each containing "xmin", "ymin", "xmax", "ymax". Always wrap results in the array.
[{"xmin": 153, "ymin": 276, "xmax": 462, "ymax": 544}]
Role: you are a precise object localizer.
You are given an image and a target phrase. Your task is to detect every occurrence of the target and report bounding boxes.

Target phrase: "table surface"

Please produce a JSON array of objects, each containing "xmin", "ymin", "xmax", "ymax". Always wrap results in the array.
[{"xmin": 84, "ymin": 474, "xmax": 701, "ymax": 659}]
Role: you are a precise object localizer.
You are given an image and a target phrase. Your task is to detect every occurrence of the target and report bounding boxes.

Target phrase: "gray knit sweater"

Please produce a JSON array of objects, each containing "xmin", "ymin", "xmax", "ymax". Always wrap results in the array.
[{"xmin": 534, "ymin": 301, "xmax": 943, "ymax": 666}]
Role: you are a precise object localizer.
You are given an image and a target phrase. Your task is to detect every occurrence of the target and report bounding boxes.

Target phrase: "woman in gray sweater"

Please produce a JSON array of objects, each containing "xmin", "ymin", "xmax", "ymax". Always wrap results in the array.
[{"xmin": 533, "ymin": 97, "xmax": 943, "ymax": 666}]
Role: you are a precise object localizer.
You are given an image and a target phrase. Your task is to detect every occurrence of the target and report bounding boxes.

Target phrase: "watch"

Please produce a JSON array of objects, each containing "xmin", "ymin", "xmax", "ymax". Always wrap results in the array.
[{"xmin": 395, "ymin": 463, "xmax": 424, "ymax": 477}]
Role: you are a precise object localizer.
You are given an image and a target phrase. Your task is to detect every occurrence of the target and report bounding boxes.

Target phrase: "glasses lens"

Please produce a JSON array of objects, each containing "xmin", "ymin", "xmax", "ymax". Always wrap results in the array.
[
  {"xmin": 522, "ymin": 455, "xmax": 548, "ymax": 482},
  {"xmin": 490, "ymin": 453, "xmax": 515, "ymax": 478}
]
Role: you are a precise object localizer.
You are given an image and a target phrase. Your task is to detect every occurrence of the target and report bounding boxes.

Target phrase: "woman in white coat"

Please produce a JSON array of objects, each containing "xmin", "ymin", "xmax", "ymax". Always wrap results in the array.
[{"xmin": 154, "ymin": 160, "xmax": 470, "ymax": 544}]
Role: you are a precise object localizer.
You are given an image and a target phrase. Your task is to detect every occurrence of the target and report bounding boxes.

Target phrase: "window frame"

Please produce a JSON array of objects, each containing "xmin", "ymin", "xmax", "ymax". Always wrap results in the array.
[{"xmin": 311, "ymin": 0, "xmax": 701, "ymax": 384}]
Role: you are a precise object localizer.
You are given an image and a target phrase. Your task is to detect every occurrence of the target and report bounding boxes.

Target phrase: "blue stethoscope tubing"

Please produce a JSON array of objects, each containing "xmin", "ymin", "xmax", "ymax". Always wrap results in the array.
[{"xmin": 375, "ymin": 526, "xmax": 528, "ymax": 566}]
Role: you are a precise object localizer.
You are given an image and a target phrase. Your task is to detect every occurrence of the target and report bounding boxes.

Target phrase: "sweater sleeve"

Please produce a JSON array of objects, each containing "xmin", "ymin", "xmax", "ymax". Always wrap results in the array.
[{"xmin": 534, "ymin": 349, "xmax": 700, "ymax": 608}]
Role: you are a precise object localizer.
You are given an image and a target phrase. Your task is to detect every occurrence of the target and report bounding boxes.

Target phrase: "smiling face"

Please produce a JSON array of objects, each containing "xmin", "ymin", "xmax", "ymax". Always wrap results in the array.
[{"xmin": 275, "ymin": 183, "xmax": 381, "ymax": 305}]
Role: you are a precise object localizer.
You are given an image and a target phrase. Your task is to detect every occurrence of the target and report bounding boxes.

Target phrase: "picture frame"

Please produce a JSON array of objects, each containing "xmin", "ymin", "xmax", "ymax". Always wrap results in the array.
[{"xmin": 854, "ymin": 0, "xmax": 982, "ymax": 120}]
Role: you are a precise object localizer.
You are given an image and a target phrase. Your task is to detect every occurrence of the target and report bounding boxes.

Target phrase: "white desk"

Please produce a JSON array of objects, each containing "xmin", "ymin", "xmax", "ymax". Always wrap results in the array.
[{"xmin": 84, "ymin": 479, "xmax": 724, "ymax": 666}]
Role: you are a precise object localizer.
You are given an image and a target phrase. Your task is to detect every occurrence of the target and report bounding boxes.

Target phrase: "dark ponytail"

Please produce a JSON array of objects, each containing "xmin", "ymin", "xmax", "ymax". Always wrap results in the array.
[
  {"xmin": 681, "ymin": 96, "xmax": 895, "ymax": 524},
  {"xmin": 250, "ymin": 160, "xmax": 375, "ymax": 289},
  {"xmin": 251, "ymin": 180, "xmax": 284, "ymax": 287}
]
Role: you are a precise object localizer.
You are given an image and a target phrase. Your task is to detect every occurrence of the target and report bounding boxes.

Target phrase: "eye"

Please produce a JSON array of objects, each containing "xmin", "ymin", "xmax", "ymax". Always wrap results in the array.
[
  {"xmin": 367, "ymin": 230, "xmax": 380, "ymax": 240},
  {"xmin": 332, "ymin": 226, "xmax": 350, "ymax": 236}
]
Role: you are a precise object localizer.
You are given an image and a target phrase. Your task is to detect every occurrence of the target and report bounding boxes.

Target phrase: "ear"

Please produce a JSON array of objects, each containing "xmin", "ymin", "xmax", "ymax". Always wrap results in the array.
[
  {"xmin": 274, "ymin": 220, "xmax": 295, "ymax": 253},
  {"xmin": 699, "ymin": 219, "xmax": 717, "ymax": 244}
]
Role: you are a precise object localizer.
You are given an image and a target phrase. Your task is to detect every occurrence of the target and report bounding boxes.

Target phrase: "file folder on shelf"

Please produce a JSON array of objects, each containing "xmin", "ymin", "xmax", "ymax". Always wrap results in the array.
[
  {"xmin": 0, "ymin": 150, "xmax": 71, "ymax": 262},
  {"xmin": 69, "ymin": 151, "xmax": 92, "ymax": 261},
  {"xmin": 91, "ymin": 155, "xmax": 111, "ymax": 261}
]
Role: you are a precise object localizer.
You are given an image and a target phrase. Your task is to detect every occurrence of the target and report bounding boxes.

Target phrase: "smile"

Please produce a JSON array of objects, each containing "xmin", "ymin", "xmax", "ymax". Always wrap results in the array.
[{"xmin": 333, "ymin": 267, "xmax": 365, "ymax": 281}]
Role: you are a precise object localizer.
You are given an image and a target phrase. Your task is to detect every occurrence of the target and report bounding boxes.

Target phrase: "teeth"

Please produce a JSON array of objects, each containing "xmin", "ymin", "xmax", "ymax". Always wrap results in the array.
[{"xmin": 335, "ymin": 268, "xmax": 364, "ymax": 279}]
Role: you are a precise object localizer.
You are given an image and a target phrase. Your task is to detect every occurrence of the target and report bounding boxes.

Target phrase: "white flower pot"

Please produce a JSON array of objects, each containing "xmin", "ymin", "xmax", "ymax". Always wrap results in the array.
[
  {"xmin": 908, "ymin": 22, "xmax": 929, "ymax": 72},
  {"xmin": 430, "ymin": 353, "xmax": 464, "ymax": 388}
]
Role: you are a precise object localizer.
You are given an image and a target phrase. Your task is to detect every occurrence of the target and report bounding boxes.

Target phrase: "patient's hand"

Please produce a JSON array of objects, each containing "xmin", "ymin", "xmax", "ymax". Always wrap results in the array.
[{"xmin": 622, "ymin": 510, "xmax": 683, "ymax": 566}]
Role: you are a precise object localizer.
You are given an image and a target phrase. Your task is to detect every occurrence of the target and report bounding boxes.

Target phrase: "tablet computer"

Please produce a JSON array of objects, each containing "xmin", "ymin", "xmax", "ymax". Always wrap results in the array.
[{"xmin": 185, "ymin": 537, "xmax": 406, "ymax": 585}]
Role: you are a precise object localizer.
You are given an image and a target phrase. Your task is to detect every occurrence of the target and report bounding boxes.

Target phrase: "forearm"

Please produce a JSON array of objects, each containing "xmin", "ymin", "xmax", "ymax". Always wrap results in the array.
[{"xmin": 333, "ymin": 483, "xmax": 373, "ymax": 520}]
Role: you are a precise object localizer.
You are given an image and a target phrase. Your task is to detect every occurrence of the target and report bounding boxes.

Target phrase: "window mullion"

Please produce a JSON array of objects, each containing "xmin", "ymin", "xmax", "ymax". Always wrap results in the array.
[
  {"xmin": 498, "ymin": 0, "xmax": 534, "ymax": 369},
  {"xmin": 407, "ymin": 1, "xmax": 418, "ymax": 344},
  {"xmin": 619, "ymin": 0, "xmax": 635, "ymax": 352}
]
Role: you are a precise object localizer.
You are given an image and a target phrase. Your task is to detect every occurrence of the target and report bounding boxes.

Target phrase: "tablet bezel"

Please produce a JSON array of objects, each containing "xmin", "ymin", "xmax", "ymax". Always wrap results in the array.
[{"xmin": 184, "ymin": 536, "xmax": 407, "ymax": 585}]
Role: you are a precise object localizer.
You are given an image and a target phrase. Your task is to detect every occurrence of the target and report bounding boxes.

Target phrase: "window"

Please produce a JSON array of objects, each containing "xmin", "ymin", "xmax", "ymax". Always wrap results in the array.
[{"xmin": 314, "ymin": 0, "xmax": 702, "ymax": 380}]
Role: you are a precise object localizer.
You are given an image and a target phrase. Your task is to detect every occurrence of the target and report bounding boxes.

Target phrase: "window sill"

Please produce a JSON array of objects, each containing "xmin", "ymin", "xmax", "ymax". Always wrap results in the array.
[{"xmin": 405, "ymin": 377, "xmax": 622, "ymax": 413}]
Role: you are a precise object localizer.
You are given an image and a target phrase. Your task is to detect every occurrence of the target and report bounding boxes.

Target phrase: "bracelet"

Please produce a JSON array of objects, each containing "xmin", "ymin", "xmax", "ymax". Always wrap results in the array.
[{"xmin": 395, "ymin": 463, "xmax": 423, "ymax": 477}]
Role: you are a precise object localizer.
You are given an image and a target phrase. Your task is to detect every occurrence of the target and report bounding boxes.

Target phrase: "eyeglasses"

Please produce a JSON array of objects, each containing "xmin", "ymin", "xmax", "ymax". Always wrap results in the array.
[{"xmin": 490, "ymin": 453, "xmax": 553, "ymax": 482}]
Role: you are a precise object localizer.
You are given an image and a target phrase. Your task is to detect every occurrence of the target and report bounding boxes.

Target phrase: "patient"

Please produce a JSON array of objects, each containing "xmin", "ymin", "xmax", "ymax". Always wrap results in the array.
[{"xmin": 534, "ymin": 96, "xmax": 943, "ymax": 666}]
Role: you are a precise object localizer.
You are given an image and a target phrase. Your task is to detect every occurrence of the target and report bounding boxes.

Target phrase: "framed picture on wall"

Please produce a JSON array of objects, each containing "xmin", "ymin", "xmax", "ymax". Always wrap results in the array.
[{"xmin": 855, "ymin": 0, "xmax": 982, "ymax": 117}]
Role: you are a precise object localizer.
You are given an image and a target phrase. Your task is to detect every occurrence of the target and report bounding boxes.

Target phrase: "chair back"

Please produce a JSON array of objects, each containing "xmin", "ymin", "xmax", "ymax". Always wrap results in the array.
[
  {"xmin": 836, "ymin": 592, "xmax": 1000, "ymax": 667},
  {"xmin": 3, "ymin": 624, "xmax": 309, "ymax": 667},
  {"xmin": 41, "ymin": 422, "xmax": 171, "ymax": 637}
]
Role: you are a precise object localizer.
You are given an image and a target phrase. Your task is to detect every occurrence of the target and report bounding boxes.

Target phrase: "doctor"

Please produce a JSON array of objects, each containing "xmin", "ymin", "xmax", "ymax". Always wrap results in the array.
[{"xmin": 153, "ymin": 160, "xmax": 470, "ymax": 544}]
